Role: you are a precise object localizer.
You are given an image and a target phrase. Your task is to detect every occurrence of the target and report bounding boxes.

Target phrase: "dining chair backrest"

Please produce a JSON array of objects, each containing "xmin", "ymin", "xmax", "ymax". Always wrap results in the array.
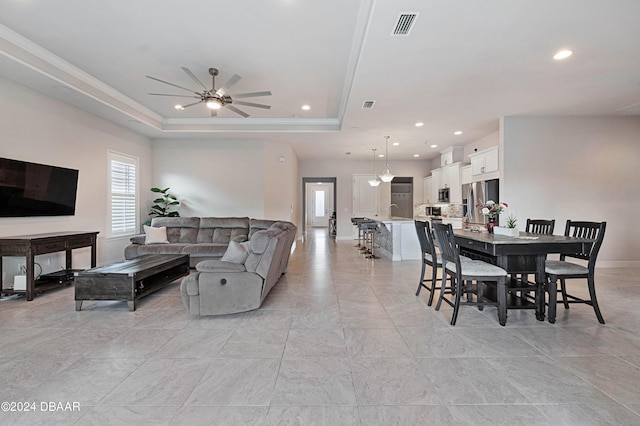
[
  {"xmin": 414, "ymin": 220, "xmax": 436, "ymax": 257},
  {"xmin": 431, "ymin": 222, "xmax": 461, "ymax": 273},
  {"xmin": 526, "ymin": 219, "xmax": 555, "ymax": 235},
  {"xmin": 562, "ymin": 220, "xmax": 606, "ymax": 268}
]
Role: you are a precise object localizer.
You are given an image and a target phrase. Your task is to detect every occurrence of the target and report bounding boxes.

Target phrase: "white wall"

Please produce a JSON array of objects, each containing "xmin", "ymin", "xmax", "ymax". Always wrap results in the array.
[
  {"xmin": 264, "ymin": 141, "xmax": 299, "ymax": 224},
  {"xmin": 298, "ymin": 159, "xmax": 431, "ymax": 239},
  {"xmin": 502, "ymin": 116, "xmax": 640, "ymax": 266},
  {"xmin": 464, "ymin": 131, "xmax": 499, "ymax": 158},
  {"xmin": 0, "ymin": 77, "xmax": 153, "ymax": 284},
  {"xmin": 151, "ymin": 138, "xmax": 299, "ymax": 227}
]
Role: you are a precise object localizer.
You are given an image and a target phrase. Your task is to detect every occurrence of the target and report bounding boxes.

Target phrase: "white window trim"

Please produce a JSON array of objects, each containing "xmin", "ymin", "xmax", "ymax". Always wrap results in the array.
[{"xmin": 107, "ymin": 150, "xmax": 139, "ymax": 239}]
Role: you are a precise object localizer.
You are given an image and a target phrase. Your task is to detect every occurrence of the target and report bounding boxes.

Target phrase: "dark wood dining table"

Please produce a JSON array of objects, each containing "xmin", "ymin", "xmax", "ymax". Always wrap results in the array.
[{"xmin": 453, "ymin": 229, "xmax": 593, "ymax": 321}]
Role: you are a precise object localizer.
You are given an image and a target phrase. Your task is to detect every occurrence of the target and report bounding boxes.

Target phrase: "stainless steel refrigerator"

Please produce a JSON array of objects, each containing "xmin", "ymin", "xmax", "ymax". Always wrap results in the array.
[{"xmin": 462, "ymin": 178, "xmax": 499, "ymax": 225}]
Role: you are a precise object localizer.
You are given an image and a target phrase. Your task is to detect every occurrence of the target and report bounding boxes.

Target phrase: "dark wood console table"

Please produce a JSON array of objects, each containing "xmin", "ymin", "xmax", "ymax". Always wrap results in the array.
[{"xmin": 0, "ymin": 231, "xmax": 99, "ymax": 301}]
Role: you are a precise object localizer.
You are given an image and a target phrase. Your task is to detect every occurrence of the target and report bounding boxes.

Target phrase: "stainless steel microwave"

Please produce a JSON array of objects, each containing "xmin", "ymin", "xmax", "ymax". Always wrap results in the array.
[{"xmin": 438, "ymin": 187, "xmax": 450, "ymax": 202}]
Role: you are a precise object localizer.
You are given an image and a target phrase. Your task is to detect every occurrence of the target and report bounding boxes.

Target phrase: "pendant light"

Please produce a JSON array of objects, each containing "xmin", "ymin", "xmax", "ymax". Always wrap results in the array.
[
  {"xmin": 379, "ymin": 135, "xmax": 395, "ymax": 183},
  {"xmin": 368, "ymin": 148, "xmax": 381, "ymax": 187}
]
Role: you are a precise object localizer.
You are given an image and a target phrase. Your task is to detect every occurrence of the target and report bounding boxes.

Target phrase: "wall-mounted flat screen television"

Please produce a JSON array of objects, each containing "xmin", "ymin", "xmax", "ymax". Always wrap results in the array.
[{"xmin": 0, "ymin": 157, "xmax": 79, "ymax": 217}]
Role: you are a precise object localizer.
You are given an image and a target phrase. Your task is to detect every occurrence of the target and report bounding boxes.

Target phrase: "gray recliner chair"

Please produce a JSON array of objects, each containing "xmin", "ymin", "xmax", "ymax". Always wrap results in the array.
[{"xmin": 180, "ymin": 221, "xmax": 296, "ymax": 315}]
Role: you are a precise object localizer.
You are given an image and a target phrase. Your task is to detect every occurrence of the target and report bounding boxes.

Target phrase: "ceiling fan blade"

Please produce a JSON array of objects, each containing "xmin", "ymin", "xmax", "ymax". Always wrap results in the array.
[
  {"xmin": 234, "ymin": 100, "xmax": 271, "ymax": 109},
  {"xmin": 216, "ymin": 74, "xmax": 241, "ymax": 96},
  {"xmin": 148, "ymin": 93, "xmax": 200, "ymax": 98},
  {"xmin": 146, "ymin": 75, "xmax": 199, "ymax": 94},
  {"xmin": 180, "ymin": 101, "xmax": 203, "ymax": 108},
  {"xmin": 225, "ymin": 105, "xmax": 250, "ymax": 118},
  {"xmin": 181, "ymin": 67, "xmax": 209, "ymax": 92},
  {"xmin": 233, "ymin": 91, "xmax": 272, "ymax": 98}
]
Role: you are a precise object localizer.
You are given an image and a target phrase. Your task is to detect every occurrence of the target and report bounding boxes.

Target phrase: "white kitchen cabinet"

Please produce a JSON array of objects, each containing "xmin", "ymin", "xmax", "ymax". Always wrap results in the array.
[
  {"xmin": 442, "ymin": 163, "xmax": 462, "ymax": 203},
  {"xmin": 461, "ymin": 164, "xmax": 472, "ymax": 185},
  {"xmin": 431, "ymin": 168, "xmax": 442, "ymax": 201},
  {"xmin": 440, "ymin": 146, "xmax": 464, "ymax": 167},
  {"xmin": 422, "ymin": 176, "xmax": 433, "ymax": 204},
  {"xmin": 470, "ymin": 146, "xmax": 499, "ymax": 180}
]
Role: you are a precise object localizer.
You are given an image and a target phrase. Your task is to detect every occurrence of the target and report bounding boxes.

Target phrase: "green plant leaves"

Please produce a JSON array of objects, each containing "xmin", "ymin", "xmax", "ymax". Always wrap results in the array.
[{"xmin": 148, "ymin": 187, "xmax": 180, "ymax": 218}]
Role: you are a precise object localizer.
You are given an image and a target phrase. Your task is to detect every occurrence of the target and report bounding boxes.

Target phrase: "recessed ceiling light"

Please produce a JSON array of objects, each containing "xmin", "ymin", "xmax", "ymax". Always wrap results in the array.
[
  {"xmin": 174, "ymin": 104, "xmax": 184, "ymax": 110},
  {"xmin": 301, "ymin": 105, "xmax": 311, "ymax": 110},
  {"xmin": 553, "ymin": 49, "xmax": 573, "ymax": 60},
  {"xmin": 415, "ymin": 122, "xmax": 424, "ymax": 127},
  {"xmin": 430, "ymin": 144, "xmax": 438, "ymax": 148},
  {"xmin": 413, "ymin": 154, "xmax": 420, "ymax": 157},
  {"xmin": 378, "ymin": 154, "xmax": 384, "ymax": 158},
  {"xmin": 454, "ymin": 131, "xmax": 463, "ymax": 135},
  {"xmin": 392, "ymin": 142, "xmax": 400, "ymax": 146}
]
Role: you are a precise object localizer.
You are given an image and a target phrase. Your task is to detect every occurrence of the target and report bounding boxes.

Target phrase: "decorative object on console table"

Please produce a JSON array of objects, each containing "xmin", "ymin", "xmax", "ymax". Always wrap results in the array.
[{"xmin": 476, "ymin": 200, "xmax": 508, "ymax": 233}]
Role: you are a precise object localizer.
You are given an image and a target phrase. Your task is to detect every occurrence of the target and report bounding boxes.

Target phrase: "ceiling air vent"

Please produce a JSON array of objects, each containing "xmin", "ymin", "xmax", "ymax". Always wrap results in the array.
[
  {"xmin": 392, "ymin": 12, "xmax": 419, "ymax": 36},
  {"xmin": 362, "ymin": 100, "xmax": 375, "ymax": 109}
]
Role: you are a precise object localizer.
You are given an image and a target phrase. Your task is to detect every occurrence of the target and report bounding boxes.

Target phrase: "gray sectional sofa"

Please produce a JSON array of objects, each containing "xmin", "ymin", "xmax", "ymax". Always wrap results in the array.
[
  {"xmin": 124, "ymin": 216, "xmax": 281, "ymax": 268},
  {"xmin": 124, "ymin": 216, "xmax": 297, "ymax": 315}
]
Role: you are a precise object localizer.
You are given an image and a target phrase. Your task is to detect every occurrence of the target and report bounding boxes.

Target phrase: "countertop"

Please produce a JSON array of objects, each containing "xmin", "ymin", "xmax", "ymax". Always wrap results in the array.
[{"xmin": 375, "ymin": 216, "xmax": 464, "ymax": 223}]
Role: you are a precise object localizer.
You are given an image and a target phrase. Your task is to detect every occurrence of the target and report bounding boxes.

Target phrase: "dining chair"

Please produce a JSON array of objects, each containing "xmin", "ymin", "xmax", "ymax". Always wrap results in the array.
[
  {"xmin": 545, "ymin": 220, "xmax": 607, "ymax": 324},
  {"xmin": 414, "ymin": 220, "xmax": 441, "ymax": 306},
  {"xmin": 526, "ymin": 218, "xmax": 555, "ymax": 235},
  {"xmin": 432, "ymin": 222, "xmax": 508, "ymax": 326},
  {"xmin": 514, "ymin": 219, "xmax": 556, "ymax": 301}
]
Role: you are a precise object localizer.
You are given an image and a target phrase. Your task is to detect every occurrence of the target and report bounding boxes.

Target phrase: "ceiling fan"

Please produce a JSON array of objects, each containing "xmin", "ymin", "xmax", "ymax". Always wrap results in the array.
[{"xmin": 146, "ymin": 67, "xmax": 271, "ymax": 117}]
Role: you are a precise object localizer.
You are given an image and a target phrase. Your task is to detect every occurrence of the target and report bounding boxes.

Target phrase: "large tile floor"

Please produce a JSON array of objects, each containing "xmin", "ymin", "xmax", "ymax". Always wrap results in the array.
[{"xmin": 1, "ymin": 229, "xmax": 640, "ymax": 425}]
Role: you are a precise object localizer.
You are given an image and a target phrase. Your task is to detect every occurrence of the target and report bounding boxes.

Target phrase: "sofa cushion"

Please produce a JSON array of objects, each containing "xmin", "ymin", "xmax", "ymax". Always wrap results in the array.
[
  {"xmin": 151, "ymin": 217, "xmax": 200, "ymax": 243},
  {"xmin": 212, "ymin": 228, "xmax": 233, "ymax": 244},
  {"xmin": 221, "ymin": 241, "xmax": 251, "ymax": 264},
  {"xmin": 130, "ymin": 234, "xmax": 146, "ymax": 245},
  {"xmin": 181, "ymin": 244, "xmax": 228, "ymax": 257},
  {"xmin": 250, "ymin": 227, "xmax": 283, "ymax": 254},
  {"xmin": 144, "ymin": 225, "xmax": 169, "ymax": 244},
  {"xmin": 249, "ymin": 219, "xmax": 277, "ymax": 238},
  {"xmin": 197, "ymin": 217, "xmax": 250, "ymax": 244},
  {"xmin": 134, "ymin": 243, "xmax": 190, "ymax": 255},
  {"xmin": 196, "ymin": 259, "xmax": 247, "ymax": 273}
]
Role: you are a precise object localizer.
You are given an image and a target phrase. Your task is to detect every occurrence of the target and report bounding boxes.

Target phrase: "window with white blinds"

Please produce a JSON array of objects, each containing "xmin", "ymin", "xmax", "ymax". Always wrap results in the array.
[{"xmin": 108, "ymin": 151, "xmax": 138, "ymax": 237}]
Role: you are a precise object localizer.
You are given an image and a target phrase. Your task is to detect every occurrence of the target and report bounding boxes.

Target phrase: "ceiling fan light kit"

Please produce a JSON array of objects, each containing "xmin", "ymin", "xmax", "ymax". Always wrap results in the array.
[
  {"xmin": 147, "ymin": 66, "xmax": 271, "ymax": 117},
  {"xmin": 206, "ymin": 100, "xmax": 222, "ymax": 110}
]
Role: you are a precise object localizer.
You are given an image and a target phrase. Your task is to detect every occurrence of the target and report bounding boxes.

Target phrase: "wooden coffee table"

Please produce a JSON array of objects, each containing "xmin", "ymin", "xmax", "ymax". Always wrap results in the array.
[{"xmin": 74, "ymin": 254, "xmax": 189, "ymax": 311}]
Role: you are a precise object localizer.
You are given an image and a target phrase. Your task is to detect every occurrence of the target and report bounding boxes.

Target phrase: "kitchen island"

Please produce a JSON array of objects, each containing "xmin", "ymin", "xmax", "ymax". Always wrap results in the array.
[
  {"xmin": 370, "ymin": 216, "xmax": 465, "ymax": 261},
  {"xmin": 373, "ymin": 217, "xmax": 421, "ymax": 261}
]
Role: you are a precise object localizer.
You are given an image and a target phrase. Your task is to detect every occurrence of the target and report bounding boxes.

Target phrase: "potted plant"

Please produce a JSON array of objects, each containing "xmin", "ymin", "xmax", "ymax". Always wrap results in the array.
[
  {"xmin": 494, "ymin": 214, "xmax": 519, "ymax": 237},
  {"xmin": 149, "ymin": 187, "xmax": 180, "ymax": 218}
]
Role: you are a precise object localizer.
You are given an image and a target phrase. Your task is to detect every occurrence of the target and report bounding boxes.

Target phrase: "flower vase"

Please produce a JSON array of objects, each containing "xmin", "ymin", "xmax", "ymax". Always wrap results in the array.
[{"xmin": 486, "ymin": 218, "xmax": 496, "ymax": 233}]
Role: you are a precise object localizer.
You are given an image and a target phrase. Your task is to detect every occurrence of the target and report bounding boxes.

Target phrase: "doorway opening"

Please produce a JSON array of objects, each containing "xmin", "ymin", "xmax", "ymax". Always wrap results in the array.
[
  {"xmin": 390, "ymin": 177, "xmax": 413, "ymax": 218},
  {"xmin": 302, "ymin": 177, "xmax": 337, "ymax": 235}
]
